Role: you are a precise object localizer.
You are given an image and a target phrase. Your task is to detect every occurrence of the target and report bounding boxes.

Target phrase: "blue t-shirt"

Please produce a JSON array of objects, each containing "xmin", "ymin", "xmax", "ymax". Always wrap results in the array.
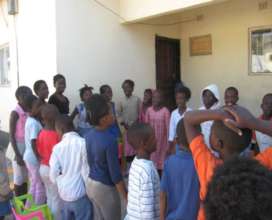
[
  {"xmin": 85, "ymin": 128, "xmax": 122, "ymax": 186},
  {"xmin": 161, "ymin": 149, "xmax": 200, "ymax": 220}
]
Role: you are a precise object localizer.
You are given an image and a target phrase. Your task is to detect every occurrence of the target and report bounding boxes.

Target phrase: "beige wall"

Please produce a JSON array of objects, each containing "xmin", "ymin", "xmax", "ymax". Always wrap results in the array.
[
  {"xmin": 180, "ymin": 0, "xmax": 272, "ymax": 115},
  {"xmin": 56, "ymin": 0, "xmax": 180, "ymax": 111},
  {"xmin": 120, "ymin": 0, "xmax": 227, "ymax": 22}
]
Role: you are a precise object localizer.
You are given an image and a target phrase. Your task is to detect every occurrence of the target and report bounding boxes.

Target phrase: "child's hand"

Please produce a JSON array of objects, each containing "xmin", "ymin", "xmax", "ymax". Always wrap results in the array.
[{"xmin": 224, "ymin": 105, "xmax": 256, "ymax": 129}]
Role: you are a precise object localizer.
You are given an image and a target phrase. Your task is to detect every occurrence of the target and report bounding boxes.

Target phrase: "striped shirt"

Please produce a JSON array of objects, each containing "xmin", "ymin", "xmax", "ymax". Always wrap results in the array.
[{"xmin": 126, "ymin": 157, "xmax": 160, "ymax": 220}]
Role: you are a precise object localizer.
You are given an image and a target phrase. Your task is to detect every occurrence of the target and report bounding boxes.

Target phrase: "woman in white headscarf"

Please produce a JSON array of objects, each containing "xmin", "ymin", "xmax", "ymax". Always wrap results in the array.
[{"xmin": 199, "ymin": 84, "xmax": 220, "ymax": 154}]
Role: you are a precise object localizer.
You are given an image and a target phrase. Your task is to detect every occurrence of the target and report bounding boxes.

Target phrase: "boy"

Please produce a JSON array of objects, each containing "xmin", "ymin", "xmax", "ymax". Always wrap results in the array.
[
  {"xmin": 255, "ymin": 93, "xmax": 272, "ymax": 152},
  {"xmin": 85, "ymin": 94, "xmax": 127, "ymax": 220},
  {"xmin": 224, "ymin": 87, "xmax": 239, "ymax": 106},
  {"xmin": 126, "ymin": 122, "xmax": 160, "ymax": 220},
  {"xmin": 37, "ymin": 104, "xmax": 62, "ymax": 219},
  {"xmin": 223, "ymin": 105, "xmax": 272, "ymax": 169},
  {"xmin": 168, "ymin": 86, "xmax": 192, "ymax": 154},
  {"xmin": 49, "ymin": 115, "xmax": 92, "ymax": 220},
  {"xmin": 204, "ymin": 157, "xmax": 272, "ymax": 220},
  {"xmin": 184, "ymin": 108, "xmax": 252, "ymax": 220},
  {"xmin": 160, "ymin": 119, "xmax": 200, "ymax": 220}
]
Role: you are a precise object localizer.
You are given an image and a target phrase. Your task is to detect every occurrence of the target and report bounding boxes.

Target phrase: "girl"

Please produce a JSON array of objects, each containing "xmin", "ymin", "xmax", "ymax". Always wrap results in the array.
[
  {"xmin": 9, "ymin": 86, "xmax": 32, "ymax": 196},
  {"xmin": 70, "ymin": 85, "xmax": 93, "ymax": 136},
  {"xmin": 145, "ymin": 90, "xmax": 170, "ymax": 175},
  {"xmin": 168, "ymin": 86, "xmax": 192, "ymax": 154},
  {"xmin": 33, "ymin": 80, "xmax": 49, "ymax": 103},
  {"xmin": 85, "ymin": 95, "xmax": 127, "ymax": 220},
  {"xmin": 24, "ymin": 95, "xmax": 46, "ymax": 205},
  {"xmin": 48, "ymin": 74, "xmax": 70, "ymax": 114},
  {"xmin": 199, "ymin": 84, "xmax": 220, "ymax": 150},
  {"xmin": 118, "ymin": 80, "xmax": 141, "ymax": 166},
  {"xmin": 139, "ymin": 89, "xmax": 153, "ymax": 123},
  {"xmin": 100, "ymin": 84, "xmax": 121, "ymax": 140}
]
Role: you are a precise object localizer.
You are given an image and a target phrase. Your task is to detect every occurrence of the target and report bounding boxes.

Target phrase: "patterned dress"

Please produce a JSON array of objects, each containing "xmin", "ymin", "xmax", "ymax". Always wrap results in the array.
[{"xmin": 145, "ymin": 106, "xmax": 170, "ymax": 170}]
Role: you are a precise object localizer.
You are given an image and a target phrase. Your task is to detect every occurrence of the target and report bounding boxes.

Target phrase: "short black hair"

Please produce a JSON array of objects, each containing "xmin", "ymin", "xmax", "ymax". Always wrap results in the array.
[
  {"xmin": 176, "ymin": 119, "xmax": 200, "ymax": 147},
  {"xmin": 55, "ymin": 115, "xmax": 74, "ymax": 133},
  {"xmin": 211, "ymin": 120, "xmax": 252, "ymax": 154},
  {"xmin": 33, "ymin": 80, "xmax": 46, "ymax": 95},
  {"xmin": 175, "ymin": 86, "xmax": 191, "ymax": 100},
  {"xmin": 263, "ymin": 93, "xmax": 272, "ymax": 100},
  {"xmin": 85, "ymin": 94, "xmax": 110, "ymax": 126},
  {"xmin": 144, "ymin": 89, "xmax": 152, "ymax": 94},
  {"xmin": 204, "ymin": 157, "xmax": 272, "ymax": 220},
  {"xmin": 225, "ymin": 86, "xmax": 239, "ymax": 95},
  {"xmin": 25, "ymin": 95, "xmax": 38, "ymax": 111},
  {"xmin": 15, "ymin": 86, "xmax": 32, "ymax": 100},
  {"xmin": 100, "ymin": 84, "xmax": 111, "ymax": 94},
  {"xmin": 127, "ymin": 122, "xmax": 153, "ymax": 150},
  {"xmin": 53, "ymin": 74, "xmax": 65, "ymax": 85},
  {"xmin": 41, "ymin": 104, "xmax": 59, "ymax": 123},
  {"xmin": 79, "ymin": 85, "xmax": 93, "ymax": 99},
  {"xmin": 122, "ymin": 79, "xmax": 134, "ymax": 88}
]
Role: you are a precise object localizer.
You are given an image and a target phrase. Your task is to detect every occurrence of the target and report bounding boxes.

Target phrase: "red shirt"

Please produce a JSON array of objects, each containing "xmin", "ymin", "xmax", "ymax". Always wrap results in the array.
[{"xmin": 37, "ymin": 129, "xmax": 60, "ymax": 166}]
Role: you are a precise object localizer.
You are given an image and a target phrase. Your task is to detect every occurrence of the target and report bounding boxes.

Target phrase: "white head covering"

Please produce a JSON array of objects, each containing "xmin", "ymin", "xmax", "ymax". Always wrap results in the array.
[{"xmin": 200, "ymin": 84, "xmax": 220, "ymax": 110}]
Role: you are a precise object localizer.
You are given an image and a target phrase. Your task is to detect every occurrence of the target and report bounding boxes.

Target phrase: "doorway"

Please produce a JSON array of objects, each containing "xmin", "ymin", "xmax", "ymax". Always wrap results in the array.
[{"xmin": 155, "ymin": 35, "xmax": 181, "ymax": 111}]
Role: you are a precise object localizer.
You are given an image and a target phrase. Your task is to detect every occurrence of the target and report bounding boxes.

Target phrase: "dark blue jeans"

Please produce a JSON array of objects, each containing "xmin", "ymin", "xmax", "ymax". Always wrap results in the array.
[{"xmin": 62, "ymin": 196, "xmax": 93, "ymax": 220}]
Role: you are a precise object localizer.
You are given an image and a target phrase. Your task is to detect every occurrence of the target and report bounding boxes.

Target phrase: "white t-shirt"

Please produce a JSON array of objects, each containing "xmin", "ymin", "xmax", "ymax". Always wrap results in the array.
[
  {"xmin": 126, "ymin": 157, "xmax": 160, "ymax": 220},
  {"xmin": 168, "ymin": 107, "xmax": 192, "ymax": 142},
  {"xmin": 256, "ymin": 131, "xmax": 272, "ymax": 152},
  {"xmin": 24, "ymin": 117, "xmax": 42, "ymax": 165}
]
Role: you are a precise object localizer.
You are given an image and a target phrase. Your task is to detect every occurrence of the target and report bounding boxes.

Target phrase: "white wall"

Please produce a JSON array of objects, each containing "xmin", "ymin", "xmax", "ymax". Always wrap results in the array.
[
  {"xmin": 56, "ymin": 0, "xmax": 181, "ymax": 111},
  {"xmin": 120, "ymin": 0, "xmax": 227, "ymax": 23},
  {"xmin": 180, "ymin": 0, "xmax": 272, "ymax": 115},
  {"xmin": 0, "ymin": 0, "xmax": 57, "ymax": 132}
]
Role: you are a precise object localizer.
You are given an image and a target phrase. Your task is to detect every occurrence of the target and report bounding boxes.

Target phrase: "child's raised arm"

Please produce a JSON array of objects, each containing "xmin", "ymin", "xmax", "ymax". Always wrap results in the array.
[
  {"xmin": 9, "ymin": 111, "xmax": 24, "ymax": 166},
  {"xmin": 184, "ymin": 109, "xmax": 230, "ymax": 144},
  {"xmin": 225, "ymin": 105, "xmax": 272, "ymax": 136}
]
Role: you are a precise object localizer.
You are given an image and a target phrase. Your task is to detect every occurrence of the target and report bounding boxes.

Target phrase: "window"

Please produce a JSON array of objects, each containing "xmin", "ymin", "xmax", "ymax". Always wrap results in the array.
[
  {"xmin": 0, "ymin": 45, "xmax": 10, "ymax": 85},
  {"xmin": 249, "ymin": 26, "xmax": 272, "ymax": 74}
]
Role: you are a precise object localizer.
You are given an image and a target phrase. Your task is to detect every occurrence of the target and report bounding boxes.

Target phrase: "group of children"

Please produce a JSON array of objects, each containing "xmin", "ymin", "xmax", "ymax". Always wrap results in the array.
[{"xmin": 1, "ymin": 73, "xmax": 272, "ymax": 220}]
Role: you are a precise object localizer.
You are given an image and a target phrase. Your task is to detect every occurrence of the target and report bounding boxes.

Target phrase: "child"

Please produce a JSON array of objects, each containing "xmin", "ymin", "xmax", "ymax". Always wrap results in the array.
[
  {"xmin": 100, "ymin": 84, "xmax": 121, "ymax": 140},
  {"xmin": 70, "ymin": 85, "xmax": 93, "ymax": 136},
  {"xmin": 139, "ymin": 89, "xmax": 153, "ymax": 122},
  {"xmin": 84, "ymin": 94, "xmax": 127, "ymax": 220},
  {"xmin": 9, "ymin": 86, "xmax": 32, "ymax": 196},
  {"xmin": 224, "ymin": 86, "xmax": 239, "ymax": 106},
  {"xmin": 0, "ymin": 138, "xmax": 12, "ymax": 220},
  {"xmin": 168, "ymin": 86, "xmax": 192, "ymax": 154},
  {"xmin": 24, "ymin": 95, "xmax": 46, "ymax": 205},
  {"xmin": 48, "ymin": 74, "xmax": 69, "ymax": 114},
  {"xmin": 49, "ymin": 115, "xmax": 92, "ymax": 220},
  {"xmin": 184, "ymin": 108, "xmax": 252, "ymax": 220},
  {"xmin": 160, "ymin": 119, "xmax": 200, "ymax": 220},
  {"xmin": 199, "ymin": 84, "xmax": 220, "ymax": 152},
  {"xmin": 37, "ymin": 104, "xmax": 62, "ymax": 219},
  {"xmin": 204, "ymin": 157, "xmax": 272, "ymax": 220},
  {"xmin": 126, "ymin": 122, "xmax": 160, "ymax": 220},
  {"xmin": 33, "ymin": 80, "xmax": 49, "ymax": 103},
  {"xmin": 145, "ymin": 90, "xmax": 170, "ymax": 174},
  {"xmin": 118, "ymin": 80, "xmax": 141, "ymax": 167},
  {"xmin": 223, "ymin": 105, "xmax": 272, "ymax": 170},
  {"xmin": 255, "ymin": 93, "xmax": 272, "ymax": 152}
]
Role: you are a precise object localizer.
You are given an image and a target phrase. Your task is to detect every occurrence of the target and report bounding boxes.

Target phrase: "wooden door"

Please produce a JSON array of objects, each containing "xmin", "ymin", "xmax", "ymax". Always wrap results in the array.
[{"xmin": 155, "ymin": 35, "xmax": 181, "ymax": 111}]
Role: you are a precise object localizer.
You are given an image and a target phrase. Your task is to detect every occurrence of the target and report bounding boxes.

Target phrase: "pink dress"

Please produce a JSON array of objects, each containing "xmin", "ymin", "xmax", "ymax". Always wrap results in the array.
[
  {"xmin": 145, "ymin": 106, "xmax": 170, "ymax": 170},
  {"xmin": 139, "ymin": 103, "xmax": 150, "ymax": 123}
]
